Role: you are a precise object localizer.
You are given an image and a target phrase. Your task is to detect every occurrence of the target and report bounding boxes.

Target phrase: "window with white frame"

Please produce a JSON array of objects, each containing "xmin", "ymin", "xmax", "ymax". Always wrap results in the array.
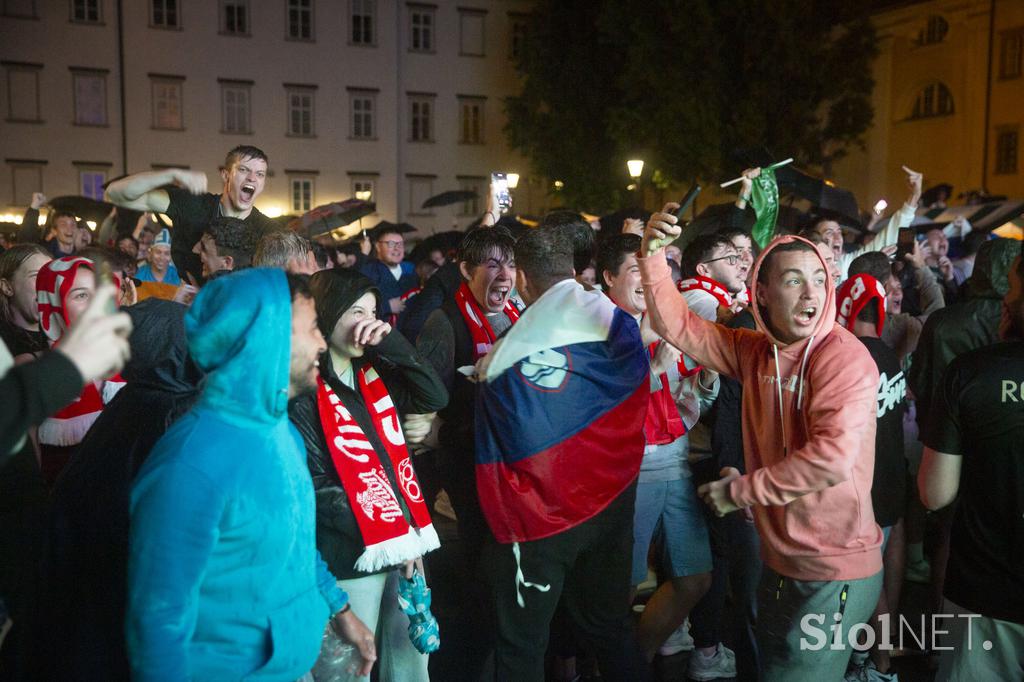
[
  {"xmin": 151, "ymin": 0, "xmax": 179, "ymax": 28},
  {"xmin": 351, "ymin": 177, "xmax": 375, "ymax": 202},
  {"xmin": 9, "ymin": 162, "xmax": 43, "ymax": 206},
  {"xmin": 4, "ymin": 62, "xmax": 42, "ymax": 122},
  {"xmin": 290, "ymin": 176, "xmax": 314, "ymax": 212},
  {"xmin": 71, "ymin": 0, "xmax": 101, "ymax": 23},
  {"xmin": 349, "ymin": 89, "xmax": 376, "ymax": 139},
  {"xmin": 457, "ymin": 176, "xmax": 485, "ymax": 216},
  {"xmin": 408, "ymin": 175, "xmax": 434, "ymax": 215},
  {"xmin": 220, "ymin": 81, "xmax": 251, "ymax": 133},
  {"xmin": 459, "ymin": 9, "xmax": 485, "ymax": 56},
  {"xmin": 409, "ymin": 4, "xmax": 435, "ymax": 53},
  {"xmin": 287, "ymin": 0, "xmax": 313, "ymax": 40},
  {"xmin": 351, "ymin": 0, "xmax": 375, "ymax": 45},
  {"xmin": 509, "ymin": 13, "xmax": 527, "ymax": 60},
  {"xmin": 409, "ymin": 94, "xmax": 434, "ymax": 142},
  {"xmin": 287, "ymin": 86, "xmax": 315, "ymax": 136},
  {"xmin": 909, "ymin": 82, "xmax": 954, "ymax": 120},
  {"xmin": 916, "ymin": 15, "xmax": 948, "ymax": 46},
  {"xmin": 151, "ymin": 76, "xmax": 183, "ymax": 129},
  {"xmin": 72, "ymin": 69, "xmax": 107, "ymax": 125},
  {"xmin": 458, "ymin": 96, "xmax": 484, "ymax": 144},
  {"xmin": 220, "ymin": 0, "xmax": 249, "ymax": 35},
  {"xmin": 79, "ymin": 169, "xmax": 106, "ymax": 200}
]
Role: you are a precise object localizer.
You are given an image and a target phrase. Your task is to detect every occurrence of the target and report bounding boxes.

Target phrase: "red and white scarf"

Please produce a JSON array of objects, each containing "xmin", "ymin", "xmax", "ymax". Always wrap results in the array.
[
  {"xmin": 643, "ymin": 342, "xmax": 688, "ymax": 446},
  {"xmin": 454, "ymin": 281, "xmax": 520, "ymax": 361},
  {"xmin": 316, "ymin": 369, "xmax": 440, "ymax": 572},
  {"xmin": 836, "ymin": 273, "xmax": 887, "ymax": 336},
  {"xmin": 677, "ymin": 275, "xmax": 733, "ymax": 308},
  {"xmin": 36, "ymin": 257, "xmax": 125, "ymax": 446}
]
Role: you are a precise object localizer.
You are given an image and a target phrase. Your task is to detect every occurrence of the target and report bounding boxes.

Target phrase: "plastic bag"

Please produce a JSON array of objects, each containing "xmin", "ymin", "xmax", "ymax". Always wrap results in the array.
[{"xmin": 310, "ymin": 623, "xmax": 362, "ymax": 681}]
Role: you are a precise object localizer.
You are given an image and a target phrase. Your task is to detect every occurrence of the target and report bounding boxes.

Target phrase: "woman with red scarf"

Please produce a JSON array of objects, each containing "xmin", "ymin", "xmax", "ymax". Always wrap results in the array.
[
  {"xmin": 289, "ymin": 269, "xmax": 448, "ymax": 681},
  {"xmin": 35, "ymin": 256, "xmax": 125, "ymax": 486}
]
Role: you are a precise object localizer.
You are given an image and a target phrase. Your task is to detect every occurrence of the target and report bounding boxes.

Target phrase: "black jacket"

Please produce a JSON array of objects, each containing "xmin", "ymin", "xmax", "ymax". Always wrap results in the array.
[{"xmin": 288, "ymin": 330, "xmax": 448, "ymax": 580}]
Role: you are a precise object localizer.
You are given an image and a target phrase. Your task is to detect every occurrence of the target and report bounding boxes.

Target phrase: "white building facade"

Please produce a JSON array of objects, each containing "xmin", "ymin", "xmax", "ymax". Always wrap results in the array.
[{"xmin": 0, "ymin": 0, "xmax": 536, "ymax": 235}]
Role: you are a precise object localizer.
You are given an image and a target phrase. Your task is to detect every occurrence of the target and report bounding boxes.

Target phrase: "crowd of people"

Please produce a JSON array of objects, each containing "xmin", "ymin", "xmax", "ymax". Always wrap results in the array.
[{"xmin": 0, "ymin": 144, "xmax": 1021, "ymax": 682}]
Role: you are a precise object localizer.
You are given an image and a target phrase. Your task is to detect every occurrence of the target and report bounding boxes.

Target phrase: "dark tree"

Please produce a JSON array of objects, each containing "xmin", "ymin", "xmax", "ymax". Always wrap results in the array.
[{"xmin": 505, "ymin": 0, "xmax": 878, "ymax": 211}]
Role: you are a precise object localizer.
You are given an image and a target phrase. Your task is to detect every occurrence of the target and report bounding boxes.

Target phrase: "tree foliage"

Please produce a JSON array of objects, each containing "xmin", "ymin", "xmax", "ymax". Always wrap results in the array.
[{"xmin": 505, "ymin": 0, "xmax": 878, "ymax": 212}]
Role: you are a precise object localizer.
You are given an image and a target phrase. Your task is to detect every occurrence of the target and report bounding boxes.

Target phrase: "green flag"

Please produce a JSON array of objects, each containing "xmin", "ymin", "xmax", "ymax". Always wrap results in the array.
[{"xmin": 750, "ymin": 167, "xmax": 779, "ymax": 249}]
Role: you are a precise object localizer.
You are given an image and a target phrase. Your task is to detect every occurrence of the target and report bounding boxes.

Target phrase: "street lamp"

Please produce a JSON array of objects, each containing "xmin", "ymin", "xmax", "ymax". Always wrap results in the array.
[{"xmin": 627, "ymin": 159, "xmax": 644, "ymax": 206}]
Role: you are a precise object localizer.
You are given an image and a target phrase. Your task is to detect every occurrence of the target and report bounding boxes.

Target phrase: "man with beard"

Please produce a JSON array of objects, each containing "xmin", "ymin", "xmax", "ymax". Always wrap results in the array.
[
  {"xmin": 640, "ymin": 206, "xmax": 883, "ymax": 681},
  {"xmin": 414, "ymin": 226, "xmax": 518, "ymax": 678},
  {"xmin": 126, "ymin": 269, "xmax": 375, "ymax": 680},
  {"xmin": 105, "ymin": 145, "xmax": 275, "ymax": 282},
  {"xmin": 918, "ymin": 248, "xmax": 1024, "ymax": 680}
]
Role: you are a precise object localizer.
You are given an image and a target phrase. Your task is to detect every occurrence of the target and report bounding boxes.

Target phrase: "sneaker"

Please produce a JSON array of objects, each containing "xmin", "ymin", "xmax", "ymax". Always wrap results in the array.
[
  {"xmin": 657, "ymin": 620, "xmax": 694, "ymax": 656},
  {"xmin": 686, "ymin": 642, "xmax": 736, "ymax": 681}
]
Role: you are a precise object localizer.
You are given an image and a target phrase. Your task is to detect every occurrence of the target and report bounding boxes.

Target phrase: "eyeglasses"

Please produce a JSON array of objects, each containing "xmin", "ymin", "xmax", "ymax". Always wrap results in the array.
[
  {"xmin": 702, "ymin": 254, "xmax": 739, "ymax": 266},
  {"xmin": 379, "ymin": 240, "xmax": 404, "ymax": 249}
]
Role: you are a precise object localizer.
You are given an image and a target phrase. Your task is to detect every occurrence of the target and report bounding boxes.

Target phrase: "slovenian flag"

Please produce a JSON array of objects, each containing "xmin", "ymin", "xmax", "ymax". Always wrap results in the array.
[{"xmin": 474, "ymin": 279, "xmax": 650, "ymax": 544}]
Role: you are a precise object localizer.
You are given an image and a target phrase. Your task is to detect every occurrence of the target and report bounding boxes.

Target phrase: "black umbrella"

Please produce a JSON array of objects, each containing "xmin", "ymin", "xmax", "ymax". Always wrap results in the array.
[
  {"xmin": 49, "ymin": 195, "xmax": 115, "ymax": 223},
  {"xmin": 422, "ymin": 190, "xmax": 478, "ymax": 209},
  {"xmin": 774, "ymin": 166, "xmax": 863, "ymax": 229},
  {"xmin": 368, "ymin": 220, "xmax": 417, "ymax": 241},
  {"xmin": 288, "ymin": 199, "xmax": 375, "ymax": 237}
]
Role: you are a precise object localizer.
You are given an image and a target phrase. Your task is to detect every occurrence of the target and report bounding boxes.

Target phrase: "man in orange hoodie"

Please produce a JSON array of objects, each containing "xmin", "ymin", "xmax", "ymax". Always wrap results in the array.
[{"xmin": 638, "ymin": 205, "xmax": 884, "ymax": 682}]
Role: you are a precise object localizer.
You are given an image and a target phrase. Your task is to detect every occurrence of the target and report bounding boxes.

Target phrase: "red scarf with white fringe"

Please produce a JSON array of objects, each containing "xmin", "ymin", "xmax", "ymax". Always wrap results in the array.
[
  {"xmin": 315, "ymin": 368, "xmax": 439, "ymax": 572},
  {"xmin": 677, "ymin": 275, "xmax": 733, "ymax": 308},
  {"xmin": 454, "ymin": 282, "xmax": 520, "ymax": 361}
]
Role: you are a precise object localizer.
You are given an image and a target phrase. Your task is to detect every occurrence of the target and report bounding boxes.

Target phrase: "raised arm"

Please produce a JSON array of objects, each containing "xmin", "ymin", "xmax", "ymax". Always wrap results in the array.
[
  {"xmin": 105, "ymin": 168, "xmax": 207, "ymax": 213},
  {"xmin": 637, "ymin": 204, "xmax": 747, "ymax": 380}
]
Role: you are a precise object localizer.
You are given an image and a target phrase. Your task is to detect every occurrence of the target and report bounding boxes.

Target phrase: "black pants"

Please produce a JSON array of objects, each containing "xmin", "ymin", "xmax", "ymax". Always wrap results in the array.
[{"xmin": 481, "ymin": 482, "xmax": 649, "ymax": 682}]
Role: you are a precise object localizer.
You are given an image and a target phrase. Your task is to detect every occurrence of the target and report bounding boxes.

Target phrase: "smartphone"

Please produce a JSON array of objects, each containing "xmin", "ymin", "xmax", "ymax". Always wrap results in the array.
[
  {"xmin": 674, "ymin": 184, "xmax": 702, "ymax": 222},
  {"xmin": 491, "ymin": 172, "xmax": 511, "ymax": 214},
  {"xmin": 896, "ymin": 227, "xmax": 915, "ymax": 261},
  {"xmin": 873, "ymin": 199, "xmax": 888, "ymax": 215}
]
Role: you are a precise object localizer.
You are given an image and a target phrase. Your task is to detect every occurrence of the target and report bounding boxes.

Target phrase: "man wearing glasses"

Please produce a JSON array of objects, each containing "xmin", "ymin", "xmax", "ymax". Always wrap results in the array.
[
  {"xmin": 678, "ymin": 234, "xmax": 748, "ymax": 323},
  {"xmin": 361, "ymin": 228, "xmax": 418, "ymax": 321}
]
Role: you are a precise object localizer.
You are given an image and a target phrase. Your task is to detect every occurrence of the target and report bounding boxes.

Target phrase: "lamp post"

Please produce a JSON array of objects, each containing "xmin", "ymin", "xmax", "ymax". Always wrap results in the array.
[{"xmin": 627, "ymin": 159, "xmax": 644, "ymax": 206}]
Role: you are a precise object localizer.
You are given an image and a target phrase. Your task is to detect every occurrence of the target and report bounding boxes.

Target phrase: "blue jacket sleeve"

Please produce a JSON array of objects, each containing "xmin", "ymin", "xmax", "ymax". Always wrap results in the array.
[
  {"xmin": 316, "ymin": 549, "xmax": 349, "ymax": 615},
  {"xmin": 126, "ymin": 461, "xmax": 226, "ymax": 681}
]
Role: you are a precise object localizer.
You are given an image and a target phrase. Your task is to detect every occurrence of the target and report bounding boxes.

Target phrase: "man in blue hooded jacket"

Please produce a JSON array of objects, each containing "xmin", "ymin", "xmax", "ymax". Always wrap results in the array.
[{"xmin": 126, "ymin": 268, "xmax": 376, "ymax": 680}]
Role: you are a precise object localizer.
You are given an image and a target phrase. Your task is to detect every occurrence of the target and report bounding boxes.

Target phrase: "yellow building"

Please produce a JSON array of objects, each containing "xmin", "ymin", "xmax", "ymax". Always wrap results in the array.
[{"xmin": 834, "ymin": 0, "xmax": 1023, "ymax": 210}]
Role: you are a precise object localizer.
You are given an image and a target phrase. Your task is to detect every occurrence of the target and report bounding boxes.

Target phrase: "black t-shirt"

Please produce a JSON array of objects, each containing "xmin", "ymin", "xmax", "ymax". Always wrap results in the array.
[
  {"xmin": 859, "ymin": 336, "xmax": 907, "ymax": 527},
  {"xmin": 0, "ymin": 319, "xmax": 48, "ymax": 358},
  {"xmin": 923, "ymin": 341, "xmax": 1024, "ymax": 624},
  {"xmin": 164, "ymin": 188, "xmax": 276, "ymax": 282}
]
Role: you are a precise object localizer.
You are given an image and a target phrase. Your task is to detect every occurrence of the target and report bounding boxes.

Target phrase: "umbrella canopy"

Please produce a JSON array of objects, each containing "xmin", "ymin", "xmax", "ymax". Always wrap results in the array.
[
  {"xmin": 49, "ymin": 195, "xmax": 115, "ymax": 223},
  {"xmin": 288, "ymin": 199, "xmax": 375, "ymax": 238},
  {"xmin": 774, "ymin": 166, "xmax": 863, "ymax": 229},
  {"xmin": 408, "ymin": 230, "xmax": 465, "ymax": 263},
  {"xmin": 673, "ymin": 202, "xmax": 807, "ymax": 252},
  {"xmin": 422, "ymin": 190, "xmax": 478, "ymax": 209},
  {"xmin": 368, "ymin": 220, "xmax": 417, "ymax": 241}
]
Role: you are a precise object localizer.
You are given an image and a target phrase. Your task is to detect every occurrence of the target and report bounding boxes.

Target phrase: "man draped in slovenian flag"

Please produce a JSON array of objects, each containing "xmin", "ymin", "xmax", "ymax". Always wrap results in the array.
[{"xmin": 474, "ymin": 227, "xmax": 651, "ymax": 680}]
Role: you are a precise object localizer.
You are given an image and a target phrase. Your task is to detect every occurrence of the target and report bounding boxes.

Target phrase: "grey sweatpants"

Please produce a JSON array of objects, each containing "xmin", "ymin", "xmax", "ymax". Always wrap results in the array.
[
  {"xmin": 756, "ymin": 566, "xmax": 883, "ymax": 682},
  {"xmin": 936, "ymin": 600, "xmax": 1024, "ymax": 681}
]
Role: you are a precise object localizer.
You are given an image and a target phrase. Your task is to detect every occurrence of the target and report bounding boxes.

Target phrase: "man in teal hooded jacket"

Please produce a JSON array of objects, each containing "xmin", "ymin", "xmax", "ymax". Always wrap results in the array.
[{"xmin": 126, "ymin": 268, "xmax": 375, "ymax": 680}]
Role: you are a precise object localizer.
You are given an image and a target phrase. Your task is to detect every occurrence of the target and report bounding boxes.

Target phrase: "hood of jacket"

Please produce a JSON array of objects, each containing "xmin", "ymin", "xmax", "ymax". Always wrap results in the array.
[
  {"xmin": 185, "ymin": 268, "xmax": 292, "ymax": 424},
  {"xmin": 965, "ymin": 237, "xmax": 1019, "ymax": 300},
  {"xmin": 124, "ymin": 298, "xmax": 203, "ymax": 394}
]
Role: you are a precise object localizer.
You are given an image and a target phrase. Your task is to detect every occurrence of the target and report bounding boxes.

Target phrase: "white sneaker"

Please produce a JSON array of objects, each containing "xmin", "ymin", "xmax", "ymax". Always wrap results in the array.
[
  {"xmin": 687, "ymin": 643, "xmax": 737, "ymax": 681},
  {"xmin": 657, "ymin": 619, "xmax": 695, "ymax": 656}
]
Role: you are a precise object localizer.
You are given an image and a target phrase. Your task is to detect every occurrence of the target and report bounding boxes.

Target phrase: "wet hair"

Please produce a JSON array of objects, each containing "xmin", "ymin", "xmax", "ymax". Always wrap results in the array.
[
  {"xmin": 311, "ymin": 242, "xmax": 332, "ymax": 269},
  {"xmin": 539, "ymin": 210, "xmax": 594, "ymax": 274},
  {"xmin": 458, "ymin": 226, "xmax": 516, "ymax": 271},
  {"xmin": 285, "ymin": 272, "xmax": 312, "ymax": 303},
  {"xmin": 76, "ymin": 246, "xmax": 135, "ymax": 276},
  {"xmin": 848, "ymin": 252, "xmax": 891, "ymax": 285},
  {"xmin": 799, "ymin": 217, "xmax": 836, "ymax": 238},
  {"xmin": 595, "ymin": 234, "xmax": 641, "ymax": 283},
  {"xmin": 717, "ymin": 227, "xmax": 752, "ymax": 243},
  {"xmin": 374, "ymin": 227, "xmax": 404, "ymax": 243},
  {"xmin": 117, "ymin": 235, "xmax": 139, "ymax": 249},
  {"xmin": 206, "ymin": 217, "xmax": 258, "ymax": 269},
  {"xmin": 254, "ymin": 231, "xmax": 311, "ymax": 269},
  {"xmin": 224, "ymin": 145, "xmax": 268, "ymax": 170},
  {"xmin": 515, "ymin": 228, "xmax": 574, "ymax": 295},
  {"xmin": 47, "ymin": 211, "xmax": 77, "ymax": 235},
  {"xmin": 680, "ymin": 234, "xmax": 735, "ymax": 278},
  {"xmin": 756, "ymin": 240, "xmax": 819, "ymax": 285}
]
